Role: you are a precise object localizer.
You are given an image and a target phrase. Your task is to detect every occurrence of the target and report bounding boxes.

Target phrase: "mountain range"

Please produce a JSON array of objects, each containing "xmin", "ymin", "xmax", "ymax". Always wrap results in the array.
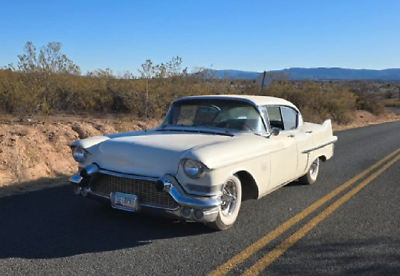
[{"xmin": 210, "ymin": 68, "xmax": 400, "ymax": 81}]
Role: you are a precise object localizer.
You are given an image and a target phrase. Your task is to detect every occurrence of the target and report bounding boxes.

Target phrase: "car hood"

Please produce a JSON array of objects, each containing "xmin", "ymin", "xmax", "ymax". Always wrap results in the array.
[{"xmin": 92, "ymin": 132, "xmax": 232, "ymax": 177}]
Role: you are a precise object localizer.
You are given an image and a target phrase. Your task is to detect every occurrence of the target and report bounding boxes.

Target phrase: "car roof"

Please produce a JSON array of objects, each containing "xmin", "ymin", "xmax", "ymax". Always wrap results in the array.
[{"xmin": 175, "ymin": 95, "xmax": 298, "ymax": 110}]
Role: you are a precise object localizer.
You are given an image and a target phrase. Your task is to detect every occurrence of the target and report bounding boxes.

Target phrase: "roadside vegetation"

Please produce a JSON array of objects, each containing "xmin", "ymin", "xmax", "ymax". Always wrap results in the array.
[
  {"xmin": 1, "ymin": 42, "xmax": 399, "ymax": 190},
  {"xmin": 1, "ymin": 42, "xmax": 399, "ymax": 125}
]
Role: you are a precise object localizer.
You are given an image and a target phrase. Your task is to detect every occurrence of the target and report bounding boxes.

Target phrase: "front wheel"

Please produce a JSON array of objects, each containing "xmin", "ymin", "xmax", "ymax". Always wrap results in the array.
[
  {"xmin": 299, "ymin": 157, "xmax": 320, "ymax": 185},
  {"xmin": 206, "ymin": 175, "xmax": 242, "ymax": 231}
]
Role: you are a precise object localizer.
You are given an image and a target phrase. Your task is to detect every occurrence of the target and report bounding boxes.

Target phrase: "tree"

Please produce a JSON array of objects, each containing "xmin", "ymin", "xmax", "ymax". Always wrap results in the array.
[
  {"xmin": 138, "ymin": 59, "xmax": 155, "ymax": 79},
  {"xmin": 166, "ymin": 56, "xmax": 187, "ymax": 77},
  {"xmin": 87, "ymin": 68, "xmax": 115, "ymax": 78},
  {"xmin": 138, "ymin": 56, "xmax": 187, "ymax": 79},
  {"xmin": 3, "ymin": 42, "xmax": 81, "ymax": 115},
  {"xmin": 138, "ymin": 59, "xmax": 155, "ymax": 118},
  {"xmin": 8, "ymin": 41, "xmax": 81, "ymax": 75}
]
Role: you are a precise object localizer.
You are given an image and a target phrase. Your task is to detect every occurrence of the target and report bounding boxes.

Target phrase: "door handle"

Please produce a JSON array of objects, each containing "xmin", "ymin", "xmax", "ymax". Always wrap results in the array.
[
  {"xmin": 306, "ymin": 130, "xmax": 313, "ymax": 134},
  {"xmin": 287, "ymin": 134, "xmax": 295, "ymax": 138}
]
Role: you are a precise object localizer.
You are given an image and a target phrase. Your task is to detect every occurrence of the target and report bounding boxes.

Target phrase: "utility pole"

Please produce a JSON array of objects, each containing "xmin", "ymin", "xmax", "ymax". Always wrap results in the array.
[
  {"xmin": 145, "ymin": 79, "xmax": 149, "ymax": 119},
  {"xmin": 260, "ymin": 71, "xmax": 267, "ymax": 92}
]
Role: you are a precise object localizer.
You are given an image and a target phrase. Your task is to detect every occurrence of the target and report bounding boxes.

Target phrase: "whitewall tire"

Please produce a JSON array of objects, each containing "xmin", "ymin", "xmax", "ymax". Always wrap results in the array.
[
  {"xmin": 207, "ymin": 175, "xmax": 242, "ymax": 231},
  {"xmin": 299, "ymin": 157, "xmax": 320, "ymax": 185}
]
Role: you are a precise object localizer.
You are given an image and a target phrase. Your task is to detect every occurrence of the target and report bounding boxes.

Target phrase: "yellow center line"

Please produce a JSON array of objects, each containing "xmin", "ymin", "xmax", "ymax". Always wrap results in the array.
[
  {"xmin": 242, "ymin": 152, "xmax": 400, "ymax": 276},
  {"xmin": 207, "ymin": 147, "xmax": 400, "ymax": 276}
]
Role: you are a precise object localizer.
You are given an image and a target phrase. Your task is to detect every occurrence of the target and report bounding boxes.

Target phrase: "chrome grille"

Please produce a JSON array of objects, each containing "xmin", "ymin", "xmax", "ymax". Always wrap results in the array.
[{"xmin": 90, "ymin": 173, "xmax": 178, "ymax": 209}]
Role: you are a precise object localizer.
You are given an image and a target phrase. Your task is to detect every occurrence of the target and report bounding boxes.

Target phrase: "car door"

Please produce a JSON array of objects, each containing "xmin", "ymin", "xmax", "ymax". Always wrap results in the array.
[
  {"xmin": 277, "ymin": 106, "xmax": 316, "ymax": 179},
  {"xmin": 265, "ymin": 106, "xmax": 299, "ymax": 188}
]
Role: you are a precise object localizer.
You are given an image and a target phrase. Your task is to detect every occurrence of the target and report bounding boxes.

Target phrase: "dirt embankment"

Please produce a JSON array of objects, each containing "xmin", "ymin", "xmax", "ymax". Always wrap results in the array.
[
  {"xmin": 0, "ymin": 111, "xmax": 399, "ymax": 196},
  {"xmin": 332, "ymin": 110, "xmax": 400, "ymax": 131},
  {"xmin": 0, "ymin": 116, "xmax": 159, "ymax": 194}
]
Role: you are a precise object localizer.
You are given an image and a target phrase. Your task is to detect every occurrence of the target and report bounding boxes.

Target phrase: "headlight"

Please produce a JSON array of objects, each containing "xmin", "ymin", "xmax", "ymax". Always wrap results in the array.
[
  {"xmin": 182, "ymin": 159, "xmax": 205, "ymax": 179},
  {"xmin": 72, "ymin": 146, "xmax": 87, "ymax": 163}
]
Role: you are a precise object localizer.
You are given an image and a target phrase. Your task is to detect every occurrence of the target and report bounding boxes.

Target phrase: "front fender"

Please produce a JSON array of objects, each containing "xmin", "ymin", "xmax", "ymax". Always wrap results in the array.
[
  {"xmin": 71, "ymin": 136, "xmax": 110, "ymax": 151},
  {"xmin": 181, "ymin": 135, "xmax": 270, "ymax": 169}
]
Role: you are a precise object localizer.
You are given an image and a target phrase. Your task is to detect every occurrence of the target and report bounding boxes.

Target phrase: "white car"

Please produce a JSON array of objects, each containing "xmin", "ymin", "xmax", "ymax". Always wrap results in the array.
[{"xmin": 69, "ymin": 95, "xmax": 337, "ymax": 230}]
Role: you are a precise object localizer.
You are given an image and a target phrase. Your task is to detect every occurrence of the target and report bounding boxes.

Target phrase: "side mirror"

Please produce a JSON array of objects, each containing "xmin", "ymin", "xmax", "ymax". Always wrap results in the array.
[{"xmin": 271, "ymin": 127, "xmax": 280, "ymax": 136}]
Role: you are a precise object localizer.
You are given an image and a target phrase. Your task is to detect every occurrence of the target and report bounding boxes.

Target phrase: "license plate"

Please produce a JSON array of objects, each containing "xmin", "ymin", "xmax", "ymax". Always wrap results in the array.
[{"xmin": 110, "ymin": 192, "xmax": 138, "ymax": 212}]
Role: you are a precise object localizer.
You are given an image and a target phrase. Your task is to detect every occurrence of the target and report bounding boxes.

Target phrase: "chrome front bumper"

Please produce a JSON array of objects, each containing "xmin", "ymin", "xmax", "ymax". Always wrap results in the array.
[{"xmin": 69, "ymin": 166, "xmax": 221, "ymax": 223}]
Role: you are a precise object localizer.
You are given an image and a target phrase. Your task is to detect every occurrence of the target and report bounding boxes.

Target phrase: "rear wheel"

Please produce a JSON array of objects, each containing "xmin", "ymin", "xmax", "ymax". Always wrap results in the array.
[
  {"xmin": 206, "ymin": 175, "xmax": 242, "ymax": 231},
  {"xmin": 299, "ymin": 157, "xmax": 319, "ymax": 185}
]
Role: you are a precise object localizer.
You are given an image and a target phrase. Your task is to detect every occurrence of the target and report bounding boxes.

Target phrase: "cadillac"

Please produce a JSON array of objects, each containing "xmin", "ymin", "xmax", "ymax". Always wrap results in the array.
[{"xmin": 69, "ymin": 95, "xmax": 337, "ymax": 230}]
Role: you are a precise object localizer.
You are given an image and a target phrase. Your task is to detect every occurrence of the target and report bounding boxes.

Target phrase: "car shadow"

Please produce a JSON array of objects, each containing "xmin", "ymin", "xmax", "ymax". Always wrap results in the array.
[
  {"xmin": 0, "ymin": 178, "xmax": 214, "ymax": 259},
  {"xmin": 285, "ymin": 180, "xmax": 305, "ymax": 187}
]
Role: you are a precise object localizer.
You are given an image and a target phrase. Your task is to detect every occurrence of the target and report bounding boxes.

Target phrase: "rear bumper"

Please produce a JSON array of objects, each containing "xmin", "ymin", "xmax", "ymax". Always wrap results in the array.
[{"xmin": 69, "ymin": 169, "xmax": 221, "ymax": 223}]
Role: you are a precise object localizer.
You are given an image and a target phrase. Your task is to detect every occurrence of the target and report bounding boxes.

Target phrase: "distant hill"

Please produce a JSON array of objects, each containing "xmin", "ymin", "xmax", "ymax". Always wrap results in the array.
[
  {"xmin": 211, "ymin": 68, "xmax": 400, "ymax": 81},
  {"xmin": 210, "ymin": 69, "xmax": 261, "ymax": 79}
]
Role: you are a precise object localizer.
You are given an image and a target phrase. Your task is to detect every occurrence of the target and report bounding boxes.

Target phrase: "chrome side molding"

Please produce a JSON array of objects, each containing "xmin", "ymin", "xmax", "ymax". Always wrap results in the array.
[{"xmin": 302, "ymin": 137, "xmax": 338, "ymax": 154}]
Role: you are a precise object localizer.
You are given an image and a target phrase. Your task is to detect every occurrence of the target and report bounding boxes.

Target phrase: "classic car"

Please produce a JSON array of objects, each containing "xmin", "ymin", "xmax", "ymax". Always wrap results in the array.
[{"xmin": 69, "ymin": 95, "xmax": 337, "ymax": 230}]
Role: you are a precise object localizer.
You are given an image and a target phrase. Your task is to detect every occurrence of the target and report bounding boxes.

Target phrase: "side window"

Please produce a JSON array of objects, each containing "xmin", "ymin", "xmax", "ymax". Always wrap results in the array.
[
  {"xmin": 266, "ymin": 106, "xmax": 298, "ymax": 131},
  {"xmin": 266, "ymin": 106, "xmax": 284, "ymax": 130},
  {"xmin": 281, "ymin": 106, "xmax": 298, "ymax": 130}
]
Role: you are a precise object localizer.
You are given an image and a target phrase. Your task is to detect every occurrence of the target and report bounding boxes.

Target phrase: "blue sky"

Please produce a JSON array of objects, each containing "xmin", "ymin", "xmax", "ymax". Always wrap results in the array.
[{"xmin": 1, "ymin": 0, "xmax": 399, "ymax": 75}]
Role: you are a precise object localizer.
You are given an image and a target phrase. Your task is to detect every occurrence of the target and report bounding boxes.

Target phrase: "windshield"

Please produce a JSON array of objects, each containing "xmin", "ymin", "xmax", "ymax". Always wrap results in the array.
[{"xmin": 162, "ymin": 99, "xmax": 266, "ymax": 133}]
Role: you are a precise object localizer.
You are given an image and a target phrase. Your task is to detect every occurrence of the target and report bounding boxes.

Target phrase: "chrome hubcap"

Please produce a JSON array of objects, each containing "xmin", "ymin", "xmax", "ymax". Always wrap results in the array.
[
  {"xmin": 310, "ymin": 159, "xmax": 319, "ymax": 176},
  {"xmin": 221, "ymin": 180, "xmax": 237, "ymax": 216}
]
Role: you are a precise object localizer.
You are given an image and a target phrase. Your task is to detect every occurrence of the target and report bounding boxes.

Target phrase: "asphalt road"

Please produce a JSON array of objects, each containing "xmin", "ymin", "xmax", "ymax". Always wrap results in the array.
[{"xmin": 1, "ymin": 121, "xmax": 400, "ymax": 276}]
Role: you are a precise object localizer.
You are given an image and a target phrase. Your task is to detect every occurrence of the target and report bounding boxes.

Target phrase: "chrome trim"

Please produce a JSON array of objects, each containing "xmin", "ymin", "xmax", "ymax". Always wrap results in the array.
[
  {"xmin": 91, "ymin": 189, "xmax": 179, "ymax": 211},
  {"xmin": 153, "ymin": 174, "xmax": 222, "ymax": 209},
  {"xmin": 98, "ymin": 169, "xmax": 158, "ymax": 181},
  {"xmin": 220, "ymin": 179, "xmax": 238, "ymax": 216},
  {"xmin": 259, "ymin": 104, "xmax": 301, "ymax": 135},
  {"xmin": 203, "ymin": 208, "xmax": 219, "ymax": 221},
  {"xmin": 81, "ymin": 187, "xmax": 90, "ymax": 197},
  {"xmin": 139, "ymin": 202, "xmax": 178, "ymax": 211},
  {"xmin": 185, "ymin": 183, "xmax": 224, "ymax": 196},
  {"xmin": 181, "ymin": 158, "xmax": 206, "ymax": 179},
  {"xmin": 69, "ymin": 170, "xmax": 223, "ymax": 222},
  {"xmin": 69, "ymin": 174, "xmax": 83, "ymax": 184},
  {"xmin": 85, "ymin": 191, "xmax": 219, "ymax": 223},
  {"xmin": 93, "ymin": 171, "xmax": 222, "ymax": 209},
  {"xmin": 302, "ymin": 137, "xmax": 338, "ymax": 154},
  {"xmin": 90, "ymin": 191, "xmax": 109, "ymax": 200},
  {"xmin": 73, "ymin": 186, "xmax": 82, "ymax": 195},
  {"xmin": 72, "ymin": 146, "xmax": 88, "ymax": 163},
  {"xmin": 81, "ymin": 164, "xmax": 99, "ymax": 177},
  {"xmin": 89, "ymin": 170, "xmax": 179, "ymax": 210}
]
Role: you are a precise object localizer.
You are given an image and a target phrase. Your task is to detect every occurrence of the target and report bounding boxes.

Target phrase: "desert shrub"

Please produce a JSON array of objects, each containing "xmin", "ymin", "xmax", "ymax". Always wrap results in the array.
[
  {"xmin": 0, "ymin": 71, "xmax": 47, "ymax": 115},
  {"xmin": 355, "ymin": 94, "xmax": 385, "ymax": 115},
  {"xmin": 382, "ymin": 98, "xmax": 400, "ymax": 108},
  {"xmin": 262, "ymin": 80, "xmax": 356, "ymax": 124},
  {"xmin": 0, "ymin": 65, "xmax": 370, "ymax": 126}
]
